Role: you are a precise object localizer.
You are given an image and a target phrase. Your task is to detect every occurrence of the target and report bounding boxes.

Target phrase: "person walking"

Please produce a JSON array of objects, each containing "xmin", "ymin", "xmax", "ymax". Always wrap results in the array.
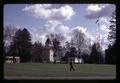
[{"xmin": 69, "ymin": 58, "xmax": 75, "ymax": 71}]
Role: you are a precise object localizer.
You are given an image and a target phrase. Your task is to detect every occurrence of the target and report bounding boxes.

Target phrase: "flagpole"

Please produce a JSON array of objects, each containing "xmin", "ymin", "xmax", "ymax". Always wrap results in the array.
[
  {"xmin": 98, "ymin": 21, "xmax": 100, "ymax": 45},
  {"xmin": 96, "ymin": 17, "xmax": 101, "ymax": 45}
]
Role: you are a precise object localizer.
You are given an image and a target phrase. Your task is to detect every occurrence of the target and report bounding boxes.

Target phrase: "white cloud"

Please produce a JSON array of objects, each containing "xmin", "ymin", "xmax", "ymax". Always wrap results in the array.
[
  {"xmin": 22, "ymin": 4, "xmax": 76, "ymax": 45},
  {"xmin": 43, "ymin": 20, "xmax": 62, "ymax": 34},
  {"xmin": 87, "ymin": 4, "xmax": 102, "ymax": 12},
  {"xmin": 85, "ymin": 4, "xmax": 116, "ymax": 19},
  {"xmin": 22, "ymin": 4, "xmax": 75, "ymax": 44},
  {"xmin": 29, "ymin": 27, "xmax": 47, "ymax": 45},
  {"xmin": 22, "ymin": 4, "xmax": 110, "ymax": 49},
  {"xmin": 22, "ymin": 4, "xmax": 75, "ymax": 21},
  {"xmin": 56, "ymin": 25, "xmax": 70, "ymax": 34},
  {"xmin": 22, "ymin": 4, "xmax": 51, "ymax": 19},
  {"xmin": 71, "ymin": 26, "xmax": 87, "ymax": 34}
]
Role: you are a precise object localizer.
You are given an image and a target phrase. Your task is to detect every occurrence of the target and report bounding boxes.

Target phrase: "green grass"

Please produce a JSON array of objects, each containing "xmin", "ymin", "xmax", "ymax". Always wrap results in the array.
[{"xmin": 4, "ymin": 63, "xmax": 116, "ymax": 78}]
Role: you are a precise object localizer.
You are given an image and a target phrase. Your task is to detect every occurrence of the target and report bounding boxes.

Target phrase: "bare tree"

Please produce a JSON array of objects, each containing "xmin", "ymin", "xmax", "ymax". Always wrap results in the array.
[
  {"xmin": 65, "ymin": 41, "xmax": 71, "ymax": 51},
  {"xmin": 4, "ymin": 25, "xmax": 18, "ymax": 47},
  {"xmin": 71, "ymin": 29, "xmax": 86, "ymax": 56},
  {"xmin": 46, "ymin": 33, "xmax": 65, "ymax": 63},
  {"xmin": 71, "ymin": 29, "xmax": 91, "ymax": 63},
  {"xmin": 4, "ymin": 25, "xmax": 18, "ymax": 57}
]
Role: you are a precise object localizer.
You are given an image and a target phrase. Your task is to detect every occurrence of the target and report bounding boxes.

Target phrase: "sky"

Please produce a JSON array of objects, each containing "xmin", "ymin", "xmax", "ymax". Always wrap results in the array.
[{"xmin": 4, "ymin": 4, "xmax": 116, "ymax": 50}]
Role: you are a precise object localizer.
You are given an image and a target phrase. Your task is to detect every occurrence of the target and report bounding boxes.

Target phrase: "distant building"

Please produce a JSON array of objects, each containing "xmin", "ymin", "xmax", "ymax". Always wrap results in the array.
[
  {"xmin": 31, "ymin": 46, "xmax": 66, "ymax": 63},
  {"xmin": 31, "ymin": 47, "xmax": 54, "ymax": 62},
  {"xmin": 5, "ymin": 56, "xmax": 20, "ymax": 63}
]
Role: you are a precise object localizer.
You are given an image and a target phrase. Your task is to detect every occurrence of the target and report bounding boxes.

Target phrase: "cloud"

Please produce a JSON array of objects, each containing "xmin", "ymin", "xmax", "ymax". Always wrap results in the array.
[
  {"xmin": 85, "ymin": 4, "xmax": 116, "ymax": 19},
  {"xmin": 56, "ymin": 25, "xmax": 70, "ymax": 34},
  {"xmin": 87, "ymin": 4, "xmax": 102, "ymax": 12},
  {"xmin": 22, "ymin": 4, "xmax": 52, "ymax": 19},
  {"xmin": 22, "ymin": 4, "xmax": 75, "ymax": 45},
  {"xmin": 43, "ymin": 20, "xmax": 62, "ymax": 34},
  {"xmin": 22, "ymin": 4, "xmax": 75, "ymax": 21},
  {"xmin": 29, "ymin": 27, "xmax": 47, "ymax": 44},
  {"xmin": 57, "ymin": 25, "xmax": 71, "ymax": 42},
  {"xmin": 22, "ymin": 4, "xmax": 109, "ymax": 50},
  {"xmin": 71, "ymin": 26, "xmax": 87, "ymax": 34}
]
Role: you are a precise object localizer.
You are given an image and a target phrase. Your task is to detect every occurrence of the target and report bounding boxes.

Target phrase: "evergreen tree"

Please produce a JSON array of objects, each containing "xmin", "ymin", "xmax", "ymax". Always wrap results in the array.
[
  {"xmin": 9, "ymin": 29, "xmax": 22, "ymax": 63},
  {"xmin": 105, "ymin": 11, "xmax": 116, "ymax": 64},
  {"xmin": 89, "ymin": 43, "xmax": 103, "ymax": 64},
  {"xmin": 108, "ymin": 11, "xmax": 116, "ymax": 45},
  {"xmin": 9, "ymin": 28, "xmax": 32, "ymax": 62},
  {"xmin": 45, "ymin": 38, "xmax": 51, "ymax": 47},
  {"xmin": 20, "ymin": 28, "xmax": 32, "ymax": 62}
]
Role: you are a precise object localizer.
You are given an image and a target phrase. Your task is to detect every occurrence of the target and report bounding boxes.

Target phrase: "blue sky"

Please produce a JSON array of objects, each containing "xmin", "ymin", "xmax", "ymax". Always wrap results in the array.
[
  {"xmin": 4, "ymin": 4, "xmax": 116, "ymax": 50},
  {"xmin": 4, "ymin": 4, "xmax": 97, "ymax": 32}
]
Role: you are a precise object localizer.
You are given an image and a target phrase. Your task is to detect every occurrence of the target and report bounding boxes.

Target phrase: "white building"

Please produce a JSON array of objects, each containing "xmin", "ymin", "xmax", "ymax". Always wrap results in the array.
[{"xmin": 5, "ymin": 56, "xmax": 20, "ymax": 63}]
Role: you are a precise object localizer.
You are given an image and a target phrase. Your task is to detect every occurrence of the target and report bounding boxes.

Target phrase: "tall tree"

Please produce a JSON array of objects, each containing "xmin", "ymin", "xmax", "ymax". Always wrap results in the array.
[
  {"xmin": 105, "ymin": 44, "xmax": 116, "ymax": 64},
  {"xmin": 52, "ymin": 38, "xmax": 60, "ymax": 63},
  {"xmin": 71, "ymin": 29, "xmax": 88, "ymax": 60},
  {"xmin": 9, "ymin": 29, "xmax": 22, "ymax": 63},
  {"xmin": 105, "ymin": 11, "xmax": 116, "ymax": 64},
  {"xmin": 9, "ymin": 28, "xmax": 32, "ymax": 62},
  {"xmin": 108, "ymin": 11, "xmax": 116, "ymax": 45},
  {"xmin": 45, "ymin": 38, "xmax": 52, "ymax": 47},
  {"xmin": 4, "ymin": 25, "xmax": 18, "ymax": 58},
  {"xmin": 20, "ymin": 28, "xmax": 32, "ymax": 62},
  {"xmin": 89, "ymin": 43, "xmax": 104, "ymax": 64},
  {"xmin": 46, "ymin": 33, "xmax": 64, "ymax": 63},
  {"xmin": 4, "ymin": 25, "xmax": 18, "ymax": 46}
]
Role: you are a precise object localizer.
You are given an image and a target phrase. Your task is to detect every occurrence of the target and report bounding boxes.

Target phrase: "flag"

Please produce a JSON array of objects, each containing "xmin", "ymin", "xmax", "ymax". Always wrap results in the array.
[{"xmin": 96, "ymin": 19, "xmax": 99, "ymax": 23}]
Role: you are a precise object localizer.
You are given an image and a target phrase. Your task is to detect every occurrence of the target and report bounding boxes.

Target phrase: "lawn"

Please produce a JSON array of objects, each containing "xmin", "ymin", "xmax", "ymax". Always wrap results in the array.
[{"xmin": 4, "ymin": 63, "xmax": 116, "ymax": 79}]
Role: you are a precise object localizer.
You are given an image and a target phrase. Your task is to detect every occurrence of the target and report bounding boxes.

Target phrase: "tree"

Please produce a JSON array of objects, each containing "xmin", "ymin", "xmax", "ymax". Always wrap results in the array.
[
  {"xmin": 34, "ymin": 41, "xmax": 43, "ymax": 47},
  {"xmin": 31, "ymin": 42, "xmax": 43, "ymax": 62},
  {"xmin": 3, "ymin": 25, "xmax": 18, "ymax": 58},
  {"xmin": 8, "ymin": 29, "xmax": 22, "ymax": 63},
  {"xmin": 4, "ymin": 25, "xmax": 18, "ymax": 46},
  {"xmin": 65, "ymin": 41, "xmax": 71, "ymax": 51},
  {"xmin": 108, "ymin": 11, "xmax": 116, "ymax": 45},
  {"xmin": 105, "ymin": 44, "xmax": 116, "ymax": 64},
  {"xmin": 71, "ymin": 29, "xmax": 89, "ymax": 63},
  {"xmin": 81, "ymin": 53, "xmax": 90, "ymax": 63},
  {"xmin": 89, "ymin": 43, "xmax": 104, "ymax": 64},
  {"xmin": 46, "ymin": 33, "xmax": 65, "ymax": 63},
  {"xmin": 46, "ymin": 33, "xmax": 65, "ymax": 46},
  {"xmin": 68, "ymin": 47, "xmax": 77, "ymax": 63},
  {"xmin": 52, "ymin": 38, "xmax": 60, "ymax": 63},
  {"xmin": 20, "ymin": 28, "xmax": 32, "ymax": 62},
  {"xmin": 45, "ymin": 38, "xmax": 52, "ymax": 47},
  {"xmin": 105, "ymin": 11, "xmax": 116, "ymax": 64},
  {"xmin": 72, "ymin": 29, "xmax": 85, "ymax": 50},
  {"xmin": 9, "ymin": 28, "xmax": 32, "ymax": 62}
]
